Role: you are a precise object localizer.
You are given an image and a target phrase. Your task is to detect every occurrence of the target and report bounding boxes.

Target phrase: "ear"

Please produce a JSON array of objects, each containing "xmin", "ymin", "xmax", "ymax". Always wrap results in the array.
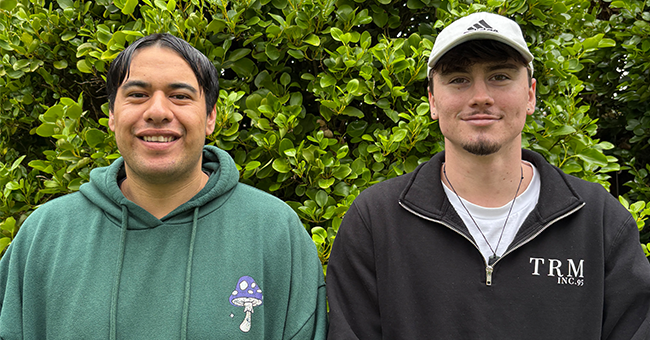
[
  {"xmin": 205, "ymin": 105, "xmax": 217, "ymax": 135},
  {"xmin": 527, "ymin": 78, "xmax": 537, "ymax": 116},
  {"xmin": 428, "ymin": 91, "xmax": 438, "ymax": 120},
  {"xmin": 108, "ymin": 109, "xmax": 116, "ymax": 132}
]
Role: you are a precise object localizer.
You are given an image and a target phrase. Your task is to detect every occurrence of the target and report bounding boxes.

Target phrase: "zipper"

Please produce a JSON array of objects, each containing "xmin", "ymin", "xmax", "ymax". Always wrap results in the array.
[
  {"xmin": 399, "ymin": 200, "xmax": 585, "ymax": 286},
  {"xmin": 485, "ymin": 266, "xmax": 494, "ymax": 285}
]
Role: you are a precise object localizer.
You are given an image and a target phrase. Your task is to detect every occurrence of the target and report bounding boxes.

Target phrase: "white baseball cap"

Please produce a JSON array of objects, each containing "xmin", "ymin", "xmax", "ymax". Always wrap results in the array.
[{"xmin": 427, "ymin": 12, "xmax": 533, "ymax": 77}]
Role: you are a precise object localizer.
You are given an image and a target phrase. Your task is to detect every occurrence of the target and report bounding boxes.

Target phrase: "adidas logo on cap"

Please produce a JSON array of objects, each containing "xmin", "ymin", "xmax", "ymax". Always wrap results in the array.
[{"xmin": 465, "ymin": 20, "xmax": 498, "ymax": 34}]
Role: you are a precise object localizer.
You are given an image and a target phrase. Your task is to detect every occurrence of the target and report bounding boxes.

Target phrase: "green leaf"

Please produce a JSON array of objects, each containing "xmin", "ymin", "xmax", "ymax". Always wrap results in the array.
[
  {"xmin": 336, "ymin": 145, "xmax": 349, "ymax": 159},
  {"xmin": 231, "ymin": 58, "xmax": 255, "ymax": 78},
  {"xmin": 304, "ymin": 34, "xmax": 320, "ymax": 46},
  {"xmin": 61, "ymin": 31, "xmax": 76, "ymax": 41},
  {"xmin": 346, "ymin": 79, "xmax": 359, "ymax": 93},
  {"xmin": 245, "ymin": 161, "xmax": 261, "ymax": 171},
  {"xmin": 318, "ymin": 177, "xmax": 335, "ymax": 189},
  {"xmin": 332, "ymin": 164, "xmax": 352, "ymax": 179},
  {"xmin": 330, "ymin": 27, "xmax": 343, "ymax": 41},
  {"xmin": 407, "ymin": 0, "xmax": 424, "ymax": 9},
  {"xmin": 121, "ymin": 0, "xmax": 138, "ymax": 15},
  {"xmin": 315, "ymin": 190, "xmax": 328, "ymax": 207},
  {"xmin": 228, "ymin": 48, "xmax": 251, "ymax": 62},
  {"xmin": 0, "ymin": 237, "xmax": 10, "ymax": 253},
  {"xmin": 0, "ymin": 0, "xmax": 17, "ymax": 11},
  {"xmin": 287, "ymin": 50, "xmax": 305, "ymax": 59},
  {"xmin": 320, "ymin": 74, "xmax": 337, "ymax": 88},
  {"xmin": 53, "ymin": 60, "xmax": 68, "ymax": 69},
  {"xmin": 10, "ymin": 155, "xmax": 25, "ymax": 171},
  {"xmin": 66, "ymin": 104, "xmax": 83, "ymax": 120},
  {"xmin": 342, "ymin": 106, "xmax": 364, "ymax": 118},
  {"xmin": 85, "ymin": 129, "xmax": 105, "ymax": 148},
  {"xmin": 272, "ymin": 158, "xmax": 291, "ymax": 173},
  {"xmin": 0, "ymin": 217, "xmax": 15, "ymax": 233},
  {"xmin": 311, "ymin": 227, "xmax": 326, "ymax": 244},
  {"xmin": 56, "ymin": 0, "xmax": 73, "ymax": 9},
  {"xmin": 598, "ymin": 38, "xmax": 616, "ymax": 48},
  {"xmin": 36, "ymin": 123, "xmax": 57, "ymax": 137},
  {"xmin": 577, "ymin": 148, "xmax": 608, "ymax": 167},
  {"xmin": 346, "ymin": 120, "xmax": 367, "ymax": 137},
  {"xmin": 77, "ymin": 60, "xmax": 92, "ymax": 73},
  {"xmin": 552, "ymin": 2, "xmax": 568, "ymax": 13},
  {"xmin": 265, "ymin": 44, "xmax": 280, "ymax": 60},
  {"xmin": 280, "ymin": 73, "xmax": 291, "ymax": 86},
  {"xmin": 550, "ymin": 125, "xmax": 576, "ymax": 136},
  {"xmin": 279, "ymin": 138, "xmax": 294, "ymax": 155},
  {"xmin": 166, "ymin": 0, "xmax": 176, "ymax": 11}
]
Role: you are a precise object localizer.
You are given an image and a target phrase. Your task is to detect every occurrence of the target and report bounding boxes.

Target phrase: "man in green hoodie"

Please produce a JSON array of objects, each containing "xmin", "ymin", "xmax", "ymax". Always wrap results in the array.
[{"xmin": 0, "ymin": 33, "xmax": 327, "ymax": 339}]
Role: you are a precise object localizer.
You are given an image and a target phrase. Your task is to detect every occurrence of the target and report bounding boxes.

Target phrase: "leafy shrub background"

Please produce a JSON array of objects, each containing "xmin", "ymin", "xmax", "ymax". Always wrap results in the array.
[{"xmin": 2, "ymin": 0, "xmax": 650, "ymax": 273}]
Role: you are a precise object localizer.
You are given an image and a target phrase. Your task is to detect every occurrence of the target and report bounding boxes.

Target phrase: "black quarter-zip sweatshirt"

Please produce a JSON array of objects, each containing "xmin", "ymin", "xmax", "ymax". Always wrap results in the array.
[{"xmin": 327, "ymin": 149, "xmax": 650, "ymax": 339}]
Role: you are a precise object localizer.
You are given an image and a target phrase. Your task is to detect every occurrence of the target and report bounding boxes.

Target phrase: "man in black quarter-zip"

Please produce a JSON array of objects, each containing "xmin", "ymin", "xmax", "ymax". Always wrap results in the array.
[{"xmin": 326, "ymin": 12, "xmax": 650, "ymax": 339}]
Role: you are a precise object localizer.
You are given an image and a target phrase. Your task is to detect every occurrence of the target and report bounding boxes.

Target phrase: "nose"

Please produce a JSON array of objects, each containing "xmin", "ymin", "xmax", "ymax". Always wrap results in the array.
[
  {"xmin": 143, "ymin": 91, "xmax": 173, "ymax": 124},
  {"xmin": 469, "ymin": 80, "xmax": 494, "ymax": 109}
]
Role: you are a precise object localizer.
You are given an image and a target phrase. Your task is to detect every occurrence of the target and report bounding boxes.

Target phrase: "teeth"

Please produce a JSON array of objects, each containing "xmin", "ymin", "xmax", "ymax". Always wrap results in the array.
[{"xmin": 143, "ymin": 136, "xmax": 175, "ymax": 142}]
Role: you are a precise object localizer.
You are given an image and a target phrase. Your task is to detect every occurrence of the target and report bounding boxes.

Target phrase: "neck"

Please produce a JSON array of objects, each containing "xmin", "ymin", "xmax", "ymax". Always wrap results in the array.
[
  {"xmin": 120, "ymin": 169, "xmax": 209, "ymax": 219},
  {"xmin": 442, "ymin": 146, "xmax": 532, "ymax": 207}
]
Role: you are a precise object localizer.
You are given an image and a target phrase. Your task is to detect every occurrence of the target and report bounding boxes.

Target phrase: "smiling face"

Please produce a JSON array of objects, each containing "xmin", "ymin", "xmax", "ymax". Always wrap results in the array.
[
  {"xmin": 109, "ymin": 46, "xmax": 216, "ymax": 185},
  {"xmin": 429, "ymin": 60, "xmax": 536, "ymax": 156}
]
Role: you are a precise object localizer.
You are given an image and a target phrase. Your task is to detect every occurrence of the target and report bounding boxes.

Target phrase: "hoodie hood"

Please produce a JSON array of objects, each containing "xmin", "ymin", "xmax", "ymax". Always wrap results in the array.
[{"xmin": 79, "ymin": 145, "xmax": 240, "ymax": 230}]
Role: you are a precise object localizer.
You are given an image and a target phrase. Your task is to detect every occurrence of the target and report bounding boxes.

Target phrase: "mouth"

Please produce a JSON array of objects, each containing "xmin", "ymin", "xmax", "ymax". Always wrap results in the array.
[{"xmin": 139, "ymin": 135, "xmax": 178, "ymax": 143}]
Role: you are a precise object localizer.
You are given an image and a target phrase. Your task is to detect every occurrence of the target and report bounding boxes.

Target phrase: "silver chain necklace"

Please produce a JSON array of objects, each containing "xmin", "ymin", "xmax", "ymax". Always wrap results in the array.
[{"xmin": 443, "ymin": 164, "xmax": 524, "ymax": 266}]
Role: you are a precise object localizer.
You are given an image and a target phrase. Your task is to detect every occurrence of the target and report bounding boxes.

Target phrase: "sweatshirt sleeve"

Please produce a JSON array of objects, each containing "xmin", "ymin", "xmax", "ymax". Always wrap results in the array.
[
  {"xmin": 602, "ymin": 215, "xmax": 650, "ymax": 339},
  {"xmin": 326, "ymin": 202, "xmax": 381, "ymax": 339},
  {"xmin": 0, "ymin": 236, "xmax": 26, "ymax": 339},
  {"xmin": 284, "ymin": 213, "xmax": 329, "ymax": 340}
]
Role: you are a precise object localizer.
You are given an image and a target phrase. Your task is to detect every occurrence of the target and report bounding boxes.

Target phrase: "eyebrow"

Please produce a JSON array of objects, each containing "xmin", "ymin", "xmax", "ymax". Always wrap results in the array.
[
  {"xmin": 485, "ymin": 62, "xmax": 521, "ymax": 73},
  {"xmin": 439, "ymin": 62, "xmax": 522, "ymax": 76},
  {"xmin": 119, "ymin": 80, "xmax": 198, "ymax": 94}
]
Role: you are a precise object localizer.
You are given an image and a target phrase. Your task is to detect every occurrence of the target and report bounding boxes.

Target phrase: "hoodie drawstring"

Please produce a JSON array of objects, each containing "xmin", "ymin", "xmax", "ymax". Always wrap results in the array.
[
  {"xmin": 181, "ymin": 207, "xmax": 199, "ymax": 340},
  {"xmin": 108, "ymin": 206, "xmax": 199, "ymax": 339},
  {"xmin": 110, "ymin": 205, "xmax": 129, "ymax": 340}
]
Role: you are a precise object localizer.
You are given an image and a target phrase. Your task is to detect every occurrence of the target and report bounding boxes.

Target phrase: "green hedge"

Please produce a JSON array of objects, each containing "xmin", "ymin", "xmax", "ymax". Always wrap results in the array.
[{"xmin": 1, "ymin": 0, "xmax": 650, "ymax": 273}]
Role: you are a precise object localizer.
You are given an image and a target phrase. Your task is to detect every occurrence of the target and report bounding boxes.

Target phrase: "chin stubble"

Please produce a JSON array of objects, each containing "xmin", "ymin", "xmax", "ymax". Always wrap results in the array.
[{"xmin": 462, "ymin": 140, "xmax": 501, "ymax": 156}]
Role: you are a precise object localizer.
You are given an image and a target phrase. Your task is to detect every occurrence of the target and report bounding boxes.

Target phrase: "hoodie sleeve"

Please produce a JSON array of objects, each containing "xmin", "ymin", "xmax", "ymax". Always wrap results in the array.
[
  {"xmin": 326, "ymin": 202, "xmax": 381, "ymax": 339},
  {"xmin": 602, "ymin": 214, "xmax": 650, "ymax": 339},
  {"xmin": 0, "ymin": 232, "xmax": 27, "ymax": 339},
  {"xmin": 283, "ymin": 213, "xmax": 329, "ymax": 340}
]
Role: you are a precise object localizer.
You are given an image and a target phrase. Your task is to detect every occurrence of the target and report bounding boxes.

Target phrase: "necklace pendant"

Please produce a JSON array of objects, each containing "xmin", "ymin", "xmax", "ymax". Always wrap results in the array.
[{"xmin": 488, "ymin": 255, "xmax": 500, "ymax": 266}]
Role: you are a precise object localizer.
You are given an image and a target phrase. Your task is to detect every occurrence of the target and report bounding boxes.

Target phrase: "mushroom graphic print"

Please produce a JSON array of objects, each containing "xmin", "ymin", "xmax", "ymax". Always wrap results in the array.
[{"xmin": 229, "ymin": 276, "xmax": 263, "ymax": 333}]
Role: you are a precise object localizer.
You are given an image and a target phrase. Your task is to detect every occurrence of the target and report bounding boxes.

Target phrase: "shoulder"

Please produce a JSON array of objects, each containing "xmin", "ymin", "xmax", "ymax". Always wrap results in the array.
[
  {"xmin": 26, "ymin": 191, "xmax": 94, "ymax": 224},
  {"xmin": 9, "ymin": 192, "xmax": 97, "ymax": 251},
  {"xmin": 530, "ymin": 151, "xmax": 631, "ymax": 224},
  {"xmin": 222, "ymin": 183, "xmax": 307, "ymax": 237},
  {"xmin": 354, "ymin": 170, "xmax": 418, "ymax": 207},
  {"xmin": 231, "ymin": 183, "xmax": 298, "ymax": 216}
]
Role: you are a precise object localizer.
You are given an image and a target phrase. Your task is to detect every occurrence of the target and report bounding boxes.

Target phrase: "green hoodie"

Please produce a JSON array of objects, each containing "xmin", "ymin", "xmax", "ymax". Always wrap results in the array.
[{"xmin": 0, "ymin": 146, "xmax": 327, "ymax": 339}]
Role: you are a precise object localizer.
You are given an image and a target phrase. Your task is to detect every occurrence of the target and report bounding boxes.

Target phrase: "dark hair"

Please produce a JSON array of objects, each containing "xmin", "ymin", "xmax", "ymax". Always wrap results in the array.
[
  {"xmin": 428, "ymin": 39, "xmax": 532, "ymax": 93},
  {"xmin": 106, "ymin": 33, "xmax": 219, "ymax": 116}
]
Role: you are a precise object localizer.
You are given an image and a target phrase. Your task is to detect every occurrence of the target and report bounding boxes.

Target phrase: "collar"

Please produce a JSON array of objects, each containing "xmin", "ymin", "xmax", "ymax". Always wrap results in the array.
[{"xmin": 398, "ymin": 150, "xmax": 584, "ymax": 242}]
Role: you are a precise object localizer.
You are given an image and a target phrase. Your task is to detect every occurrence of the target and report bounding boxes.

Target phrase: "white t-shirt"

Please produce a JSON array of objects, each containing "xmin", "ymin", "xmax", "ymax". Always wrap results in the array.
[{"xmin": 442, "ymin": 161, "xmax": 541, "ymax": 264}]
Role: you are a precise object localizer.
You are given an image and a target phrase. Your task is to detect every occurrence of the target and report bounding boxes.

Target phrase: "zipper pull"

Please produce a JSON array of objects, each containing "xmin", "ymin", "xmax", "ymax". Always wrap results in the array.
[{"xmin": 486, "ymin": 265, "xmax": 494, "ymax": 286}]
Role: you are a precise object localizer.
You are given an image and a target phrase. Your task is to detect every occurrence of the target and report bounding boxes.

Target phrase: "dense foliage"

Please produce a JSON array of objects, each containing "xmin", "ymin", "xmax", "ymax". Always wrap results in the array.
[{"xmin": 1, "ymin": 0, "xmax": 650, "ymax": 273}]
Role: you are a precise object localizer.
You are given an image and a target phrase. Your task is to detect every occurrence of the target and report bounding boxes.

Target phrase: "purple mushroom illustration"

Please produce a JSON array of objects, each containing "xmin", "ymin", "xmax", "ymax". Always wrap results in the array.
[{"xmin": 229, "ymin": 276, "xmax": 263, "ymax": 333}]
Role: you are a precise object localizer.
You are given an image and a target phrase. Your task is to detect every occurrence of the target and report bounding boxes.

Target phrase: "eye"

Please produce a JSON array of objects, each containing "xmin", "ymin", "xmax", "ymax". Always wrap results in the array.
[
  {"xmin": 491, "ymin": 74, "xmax": 511, "ymax": 81},
  {"xmin": 171, "ymin": 94, "xmax": 191, "ymax": 100},
  {"xmin": 449, "ymin": 77, "xmax": 469, "ymax": 85},
  {"xmin": 128, "ymin": 92, "xmax": 148, "ymax": 98}
]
